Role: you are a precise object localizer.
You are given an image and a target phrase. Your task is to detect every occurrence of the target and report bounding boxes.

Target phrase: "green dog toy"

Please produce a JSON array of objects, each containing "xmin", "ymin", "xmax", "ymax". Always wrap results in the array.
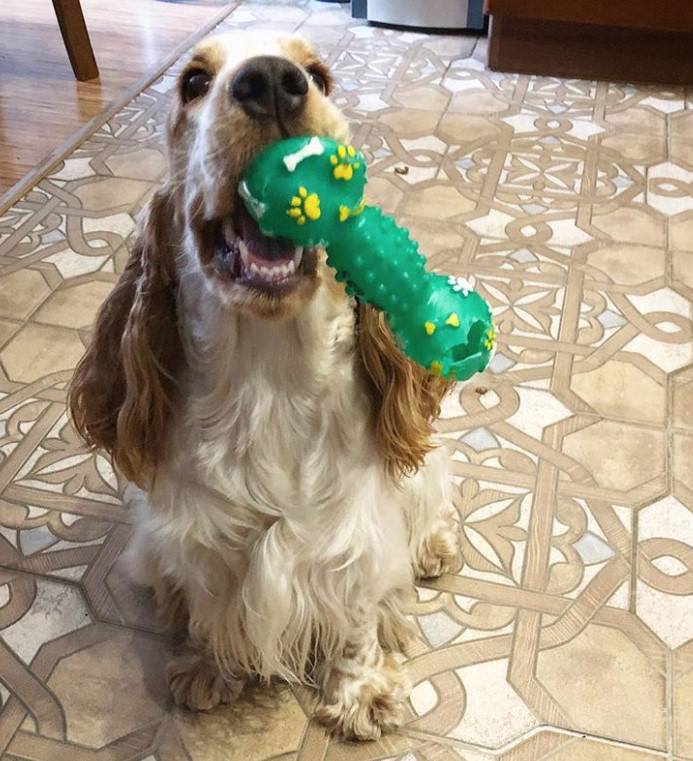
[{"xmin": 239, "ymin": 136, "xmax": 495, "ymax": 380}]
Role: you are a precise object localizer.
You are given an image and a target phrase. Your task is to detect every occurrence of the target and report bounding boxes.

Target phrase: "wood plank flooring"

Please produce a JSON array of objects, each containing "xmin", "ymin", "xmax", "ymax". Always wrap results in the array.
[{"xmin": 0, "ymin": 0, "xmax": 232, "ymax": 202}]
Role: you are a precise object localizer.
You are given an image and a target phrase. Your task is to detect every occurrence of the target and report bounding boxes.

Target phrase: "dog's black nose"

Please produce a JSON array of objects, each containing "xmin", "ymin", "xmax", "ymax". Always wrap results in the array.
[{"xmin": 231, "ymin": 56, "xmax": 308, "ymax": 121}]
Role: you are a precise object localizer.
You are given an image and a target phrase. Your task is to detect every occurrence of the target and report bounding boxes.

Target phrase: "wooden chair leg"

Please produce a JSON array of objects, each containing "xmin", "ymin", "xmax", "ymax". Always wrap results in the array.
[{"xmin": 51, "ymin": 0, "xmax": 99, "ymax": 81}]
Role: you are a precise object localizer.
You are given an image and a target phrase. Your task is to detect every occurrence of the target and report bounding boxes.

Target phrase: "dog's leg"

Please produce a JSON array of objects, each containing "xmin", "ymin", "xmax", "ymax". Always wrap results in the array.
[
  {"xmin": 143, "ymin": 560, "xmax": 244, "ymax": 712},
  {"xmin": 122, "ymin": 488, "xmax": 243, "ymax": 710},
  {"xmin": 167, "ymin": 646, "xmax": 244, "ymax": 711},
  {"xmin": 150, "ymin": 575, "xmax": 188, "ymax": 631},
  {"xmin": 315, "ymin": 606, "xmax": 410, "ymax": 740},
  {"xmin": 402, "ymin": 446, "xmax": 462, "ymax": 579}
]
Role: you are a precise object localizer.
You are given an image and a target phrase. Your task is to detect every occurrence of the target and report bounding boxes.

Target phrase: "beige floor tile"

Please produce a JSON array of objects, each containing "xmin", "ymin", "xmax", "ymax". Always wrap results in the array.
[
  {"xmin": 393, "ymin": 84, "xmax": 450, "ymax": 112},
  {"xmin": 674, "ymin": 367, "xmax": 693, "ymax": 429},
  {"xmin": 591, "ymin": 207, "xmax": 666, "ymax": 246},
  {"xmin": 537, "ymin": 624, "xmax": 666, "ymax": 749},
  {"xmin": 401, "ymin": 185, "xmax": 477, "ymax": 220},
  {"xmin": 437, "ymin": 113, "xmax": 501, "ymax": 145},
  {"xmin": 670, "ymin": 136, "xmax": 693, "ymax": 167},
  {"xmin": 0, "ymin": 322, "xmax": 85, "ymax": 382},
  {"xmin": 448, "ymin": 91, "xmax": 510, "ymax": 115},
  {"xmin": 570, "ymin": 360, "xmax": 666, "ymax": 424},
  {"xmin": 421, "ymin": 35, "xmax": 477, "ymax": 60},
  {"xmin": 605, "ymin": 106, "xmax": 667, "ymax": 136},
  {"xmin": 601, "ymin": 132, "xmax": 666, "ymax": 163},
  {"xmin": 73, "ymin": 176, "xmax": 151, "ymax": 212},
  {"xmin": 674, "ymin": 434, "xmax": 693, "ymax": 494},
  {"xmin": 674, "ymin": 250, "xmax": 693, "ymax": 291},
  {"xmin": 174, "ymin": 684, "xmax": 308, "ymax": 761},
  {"xmin": 104, "ymin": 147, "xmax": 167, "ymax": 181},
  {"xmin": 671, "ymin": 110, "xmax": 693, "ymax": 138},
  {"xmin": 0, "ymin": 316, "xmax": 23, "ymax": 347},
  {"xmin": 539, "ymin": 738, "xmax": 664, "ymax": 760},
  {"xmin": 32, "ymin": 279, "xmax": 114, "ymax": 329},
  {"xmin": 674, "ymin": 643, "xmax": 693, "ymax": 758},
  {"xmin": 379, "ymin": 109, "xmax": 443, "ymax": 138},
  {"xmin": 586, "ymin": 243, "xmax": 665, "ymax": 286},
  {"xmin": 365, "ymin": 176, "xmax": 404, "ymax": 215},
  {"xmin": 0, "ymin": 322, "xmax": 84, "ymax": 383},
  {"xmin": 463, "ymin": 734, "xmax": 668, "ymax": 760},
  {"xmin": 398, "ymin": 216, "xmax": 468, "ymax": 257},
  {"xmin": 46, "ymin": 630, "xmax": 169, "ymax": 747},
  {"xmin": 671, "ymin": 217, "xmax": 693, "ymax": 252},
  {"xmin": 0, "ymin": 269, "xmax": 50, "ymax": 320},
  {"xmin": 561, "ymin": 420, "xmax": 665, "ymax": 492}
]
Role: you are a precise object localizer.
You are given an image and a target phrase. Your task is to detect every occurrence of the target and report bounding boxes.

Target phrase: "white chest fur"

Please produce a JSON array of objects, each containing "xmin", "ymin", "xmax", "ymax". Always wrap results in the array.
[{"xmin": 128, "ymin": 273, "xmax": 411, "ymax": 679}]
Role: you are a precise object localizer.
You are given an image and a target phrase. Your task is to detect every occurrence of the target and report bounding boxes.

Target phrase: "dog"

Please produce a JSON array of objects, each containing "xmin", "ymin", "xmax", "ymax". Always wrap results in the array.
[{"xmin": 68, "ymin": 31, "xmax": 462, "ymax": 740}]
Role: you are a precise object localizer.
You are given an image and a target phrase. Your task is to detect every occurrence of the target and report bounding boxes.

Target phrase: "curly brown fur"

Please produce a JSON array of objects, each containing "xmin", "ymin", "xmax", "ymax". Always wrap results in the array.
[
  {"xmin": 358, "ymin": 304, "xmax": 453, "ymax": 478},
  {"xmin": 68, "ymin": 187, "xmax": 182, "ymax": 487}
]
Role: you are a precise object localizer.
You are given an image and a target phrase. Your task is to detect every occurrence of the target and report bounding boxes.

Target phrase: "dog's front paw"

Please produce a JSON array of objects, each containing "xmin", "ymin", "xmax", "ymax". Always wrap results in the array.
[
  {"xmin": 315, "ymin": 654, "xmax": 409, "ymax": 740},
  {"xmin": 414, "ymin": 517, "xmax": 462, "ymax": 579},
  {"xmin": 167, "ymin": 652, "xmax": 243, "ymax": 711}
]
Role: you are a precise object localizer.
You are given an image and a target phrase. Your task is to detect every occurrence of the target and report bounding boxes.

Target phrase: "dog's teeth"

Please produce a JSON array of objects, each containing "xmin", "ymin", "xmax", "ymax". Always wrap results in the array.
[
  {"xmin": 247, "ymin": 259, "xmax": 295, "ymax": 283},
  {"xmin": 222, "ymin": 218, "xmax": 236, "ymax": 246},
  {"xmin": 293, "ymin": 247, "xmax": 304, "ymax": 267},
  {"xmin": 239, "ymin": 240, "xmax": 250, "ymax": 266}
]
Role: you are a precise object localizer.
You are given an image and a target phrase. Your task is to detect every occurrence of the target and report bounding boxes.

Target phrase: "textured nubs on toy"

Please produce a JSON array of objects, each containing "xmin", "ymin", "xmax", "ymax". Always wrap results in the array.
[{"xmin": 239, "ymin": 136, "xmax": 496, "ymax": 380}]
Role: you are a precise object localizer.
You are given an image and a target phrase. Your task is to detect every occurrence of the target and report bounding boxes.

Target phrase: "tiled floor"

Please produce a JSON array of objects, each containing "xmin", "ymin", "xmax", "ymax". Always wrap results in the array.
[{"xmin": 0, "ymin": 1, "xmax": 692, "ymax": 760}]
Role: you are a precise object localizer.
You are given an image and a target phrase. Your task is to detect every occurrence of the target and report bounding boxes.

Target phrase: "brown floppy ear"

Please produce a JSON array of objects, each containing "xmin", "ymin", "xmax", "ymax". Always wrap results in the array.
[
  {"xmin": 358, "ymin": 303, "xmax": 453, "ymax": 478},
  {"xmin": 68, "ymin": 187, "xmax": 181, "ymax": 487}
]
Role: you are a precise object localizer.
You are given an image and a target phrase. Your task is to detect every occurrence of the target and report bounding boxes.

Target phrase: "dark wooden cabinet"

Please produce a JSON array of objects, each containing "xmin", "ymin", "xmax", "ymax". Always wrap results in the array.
[{"xmin": 486, "ymin": 0, "xmax": 693, "ymax": 84}]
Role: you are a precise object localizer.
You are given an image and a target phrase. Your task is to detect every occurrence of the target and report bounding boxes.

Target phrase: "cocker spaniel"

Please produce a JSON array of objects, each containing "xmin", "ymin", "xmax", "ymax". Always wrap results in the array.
[{"xmin": 69, "ymin": 31, "xmax": 462, "ymax": 740}]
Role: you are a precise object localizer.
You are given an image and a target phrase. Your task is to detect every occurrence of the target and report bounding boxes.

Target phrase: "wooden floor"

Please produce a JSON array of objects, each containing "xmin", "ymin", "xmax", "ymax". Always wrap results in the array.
[{"xmin": 0, "ymin": 0, "xmax": 231, "ymax": 201}]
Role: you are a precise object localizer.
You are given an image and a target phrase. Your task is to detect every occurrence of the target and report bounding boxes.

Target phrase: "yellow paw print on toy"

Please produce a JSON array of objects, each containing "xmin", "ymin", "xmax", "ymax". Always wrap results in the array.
[
  {"xmin": 286, "ymin": 186, "xmax": 321, "ymax": 225},
  {"xmin": 330, "ymin": 144, "xmax": 361, "ymax": 181},
  {"xmin": 484, "ymin": 325, "xmax": 497, "ymax": 351},
  {"xmin": 338, "ymin": 198, "xmax": 366, "ymax": 223}
]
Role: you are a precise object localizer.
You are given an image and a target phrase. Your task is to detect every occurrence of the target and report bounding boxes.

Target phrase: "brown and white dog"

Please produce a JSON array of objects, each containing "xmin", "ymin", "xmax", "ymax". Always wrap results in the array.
[{"xmin": 69, "ymin": 31, "xmax": 461, "ymax": 740}]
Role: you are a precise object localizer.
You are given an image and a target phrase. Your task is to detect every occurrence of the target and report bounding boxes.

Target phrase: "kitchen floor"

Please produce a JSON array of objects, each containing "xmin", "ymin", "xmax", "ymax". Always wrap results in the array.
[{"xmin": 0, "ymin": 2, "xmax": 692, "ymax": 760}]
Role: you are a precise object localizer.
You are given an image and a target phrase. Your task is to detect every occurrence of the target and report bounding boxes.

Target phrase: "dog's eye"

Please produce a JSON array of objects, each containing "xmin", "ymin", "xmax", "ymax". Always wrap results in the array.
[
  {"xmin": 182, "ymin": 69, "xmax": 212, "ymax": 103},
  {"xmin": 306, "ymin": 64, "xmax": 328, "ymax": 94}
]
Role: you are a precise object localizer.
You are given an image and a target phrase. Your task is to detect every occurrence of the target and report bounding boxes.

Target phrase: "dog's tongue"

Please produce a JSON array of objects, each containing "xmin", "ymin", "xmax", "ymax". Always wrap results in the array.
[{"xmin": 236, "ymin": 204, "xmax": 294, "ymax": 263}]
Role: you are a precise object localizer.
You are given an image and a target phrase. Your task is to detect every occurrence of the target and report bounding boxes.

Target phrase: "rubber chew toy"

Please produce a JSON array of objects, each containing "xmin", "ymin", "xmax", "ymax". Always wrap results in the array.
[{"xmin": 239, "ymin": 136, "xmax": 495, "ymax": 380}]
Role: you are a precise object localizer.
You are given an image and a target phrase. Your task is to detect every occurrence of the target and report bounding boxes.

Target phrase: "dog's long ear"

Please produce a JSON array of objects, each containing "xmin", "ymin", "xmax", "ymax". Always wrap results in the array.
[
  {"xmin": 69, "ymin": 187, "xmax": 181, "ymax": 487},
  {"xmin": 358, "ymin": 303, "xmax": 453, "ymax": 478}
]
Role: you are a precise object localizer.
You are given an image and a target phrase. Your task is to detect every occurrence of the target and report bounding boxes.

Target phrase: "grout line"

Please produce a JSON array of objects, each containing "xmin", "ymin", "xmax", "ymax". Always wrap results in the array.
[
  {"xmin": 667, "ymin": 649, "xmax": 675, "ymax": 759},
  {"xmin": 0, "ymin": 1, "xmax": 242, "ymax": 215},
  {"xmin": 629, "ymin": 507, "xmax": 639, "ymax": 613}
]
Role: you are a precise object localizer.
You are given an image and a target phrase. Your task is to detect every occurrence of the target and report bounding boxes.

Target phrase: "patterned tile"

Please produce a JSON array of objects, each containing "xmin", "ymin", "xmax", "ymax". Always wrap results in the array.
[{"xmin": 0, "ymin": 1, "xmax": 691, "ymax": 759}]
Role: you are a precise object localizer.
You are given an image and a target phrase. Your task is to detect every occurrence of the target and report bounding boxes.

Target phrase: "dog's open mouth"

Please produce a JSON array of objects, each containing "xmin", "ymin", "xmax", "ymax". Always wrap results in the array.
[{"xmin": 212, "ymin": 201, "xmax": 317, "ymax": 297}]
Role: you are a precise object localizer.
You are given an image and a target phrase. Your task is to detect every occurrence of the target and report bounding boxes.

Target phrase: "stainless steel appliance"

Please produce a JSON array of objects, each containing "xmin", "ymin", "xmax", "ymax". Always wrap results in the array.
[{"xmin": 352, "ymin": 0, "xmax": 485, "ymax": 31}]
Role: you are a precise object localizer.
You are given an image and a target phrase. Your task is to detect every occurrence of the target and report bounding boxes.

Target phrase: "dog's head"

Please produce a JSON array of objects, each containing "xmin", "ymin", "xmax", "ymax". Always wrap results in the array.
[
  {"xmin": 69, "ymin": 33, "xmax": 451, "ymax": 487},
  {"xmin": 168, "ymin": 33, "xmax": 348, "ymax": 319}
]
